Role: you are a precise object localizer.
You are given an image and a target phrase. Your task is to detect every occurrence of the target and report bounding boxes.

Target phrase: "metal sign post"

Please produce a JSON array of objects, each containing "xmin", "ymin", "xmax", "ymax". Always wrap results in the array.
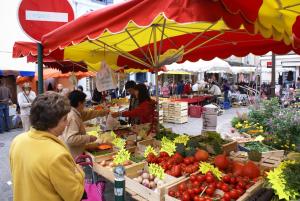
[{"xmin": 37, "ymin": 43, "xmax": 43, "ymax": 94}]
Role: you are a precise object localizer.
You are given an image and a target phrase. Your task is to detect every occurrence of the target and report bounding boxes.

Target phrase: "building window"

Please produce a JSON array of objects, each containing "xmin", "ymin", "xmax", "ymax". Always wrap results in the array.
[{"xmin": 92, "ymin": 0, "xmax": 113, "ymax": 5}]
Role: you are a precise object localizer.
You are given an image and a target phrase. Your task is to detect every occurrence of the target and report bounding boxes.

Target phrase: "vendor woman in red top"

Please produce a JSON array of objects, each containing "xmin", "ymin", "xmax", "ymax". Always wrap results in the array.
[{"xmin": 111, "ymin": 83, "xmax": 156, "ymax": 124}]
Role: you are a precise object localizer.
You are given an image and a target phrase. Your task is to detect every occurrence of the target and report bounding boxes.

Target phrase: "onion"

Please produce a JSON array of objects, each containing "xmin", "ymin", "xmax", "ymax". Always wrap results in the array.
[
  {"xmin": 142, "ymin": 172, "xmax": 150, "ymax": 180},
  {"xmin": 137, "ymin": 170, "xmax": 143, "ymax": 175},
  {"xmin": 149, "ymin": 174, "xmax": 155, "ymax": 181},
  {"xmin": 142, "ymin": 179, "xmax": 149, "ymax": 187},
  {"xmin": 149, "ymin": 181, "xmax": 156, "ymax": 189},
  {"xmin": 100, "ymin": 160, "xmax": 106, "ymax": 166},
  {"xmin": 137, "ymin": 176, "xmax": 143, "ymax": 184}
]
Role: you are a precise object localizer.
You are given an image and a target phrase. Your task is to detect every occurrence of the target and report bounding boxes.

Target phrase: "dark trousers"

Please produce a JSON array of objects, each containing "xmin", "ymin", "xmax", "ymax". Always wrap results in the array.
[{"xmin": 0, "ymin": 103, "xmax": 10, "ymax": 132}]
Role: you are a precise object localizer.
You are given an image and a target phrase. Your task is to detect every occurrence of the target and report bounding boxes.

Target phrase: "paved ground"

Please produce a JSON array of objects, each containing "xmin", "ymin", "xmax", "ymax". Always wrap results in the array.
[
  {"xmin": 0, "ymin": 107, "xmax": 246, "ymax": 201},
  {"xmin": 164, "ymin": 107, "xmax": 248, "ymax": 137}
]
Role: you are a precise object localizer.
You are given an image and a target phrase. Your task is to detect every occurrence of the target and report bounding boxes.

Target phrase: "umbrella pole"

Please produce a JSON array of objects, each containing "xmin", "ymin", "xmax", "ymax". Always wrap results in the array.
[{"xmin": 155, "ymin": 71, "xmax": 159, "ymax": 132}]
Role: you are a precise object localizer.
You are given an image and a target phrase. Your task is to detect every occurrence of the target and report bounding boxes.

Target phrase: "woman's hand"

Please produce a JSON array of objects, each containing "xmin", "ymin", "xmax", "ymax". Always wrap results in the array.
[
  {"xmin": 111, "ymin": 112, "xmax": 120, "ymax": 118},
  {"xmin": 89, "ymin": 135, "xmax": 98, "ymax": 142}
]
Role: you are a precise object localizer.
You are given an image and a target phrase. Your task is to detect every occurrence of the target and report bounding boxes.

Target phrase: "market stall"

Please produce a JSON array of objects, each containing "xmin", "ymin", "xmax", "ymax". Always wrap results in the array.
[{"xmin": 13, "ymin": 0, "xmax": 300, "ymax": 200}]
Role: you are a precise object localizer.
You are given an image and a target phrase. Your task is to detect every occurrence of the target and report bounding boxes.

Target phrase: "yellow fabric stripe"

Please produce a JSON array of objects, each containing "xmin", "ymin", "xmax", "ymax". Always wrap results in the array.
[{"xmin": 255, "ymin": 0, "xmax": 300, "ymax": 46}]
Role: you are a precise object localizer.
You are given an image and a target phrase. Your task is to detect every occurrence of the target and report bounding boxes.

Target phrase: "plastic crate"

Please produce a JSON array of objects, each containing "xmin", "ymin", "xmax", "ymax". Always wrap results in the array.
[
  {"xmin": 188, "ymin": 105, "xmax": 203, "ymax": 118},
  {"xmin": 223, "ymin": 101, "xmax": 231, "ymax": 109}
]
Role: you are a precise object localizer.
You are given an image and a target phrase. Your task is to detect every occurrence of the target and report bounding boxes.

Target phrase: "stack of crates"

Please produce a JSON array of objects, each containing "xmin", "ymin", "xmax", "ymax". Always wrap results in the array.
[{"xmin": 163, "ymin": 101, "xmax": 188, "ymax": 124}]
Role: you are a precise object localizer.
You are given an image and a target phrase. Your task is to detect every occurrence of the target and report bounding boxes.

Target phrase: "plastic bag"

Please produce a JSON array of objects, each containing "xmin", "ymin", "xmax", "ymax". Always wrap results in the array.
[{"xmin": 105, "ymin": 114, "xmax": 120, "ymax": 131}]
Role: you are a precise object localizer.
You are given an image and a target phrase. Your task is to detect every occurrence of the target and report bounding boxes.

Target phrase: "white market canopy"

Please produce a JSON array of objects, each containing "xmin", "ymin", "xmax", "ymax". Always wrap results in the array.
[
  {"xmin": 166, "ymin": 58, "xmax": 232, "ymax": 74},
  {"xmin": 231, "ymin": 66, "xmax": 256, "ymax": 74}
]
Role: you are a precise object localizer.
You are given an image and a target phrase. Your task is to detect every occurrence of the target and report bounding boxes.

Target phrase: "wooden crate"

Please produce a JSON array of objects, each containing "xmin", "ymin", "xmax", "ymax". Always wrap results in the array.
[
  {"xmin": 230, "ymin": 151, "xmax": 283, "ymax": 170},
  {"xmin": 137, "ymin": 138, "xmax": 161, "ymax": 154},
  {"xmin": 125, "ymin": 162, "xmax": 184, "ymax": 201},
  {"xmin": 236, "ymin": 180, "xmax": 264, "ymax": 201},
  {"xmin": 92, "ymin": 147, "xmax": 140, "ymax": 182},
  {"xmin": 222, "ymin": 141, "xmax": 238, "ymax": 155},
  {"xmin": 165, "ymin": 172, "xmax": 265, "ymax": 201}
]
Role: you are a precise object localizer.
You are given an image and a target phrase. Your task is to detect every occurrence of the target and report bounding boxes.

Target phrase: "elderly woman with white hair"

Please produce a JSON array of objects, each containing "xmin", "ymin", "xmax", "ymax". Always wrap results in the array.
[{"xmin": 17, "ymin": 82, "xmax": 36, "ymax": 131}]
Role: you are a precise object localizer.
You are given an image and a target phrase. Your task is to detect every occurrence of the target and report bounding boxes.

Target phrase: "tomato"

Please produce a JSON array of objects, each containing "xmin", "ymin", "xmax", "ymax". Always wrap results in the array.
[
  {"xmin": 216, "ymin": 181, "xmax": 223, "ymax": 189},
  {"xmin": 193, "ymin": 180, "xmax": 200, "ymax": 187},
  {"xmin": 193, "ymin": 187, "xmax": 201, "ymax": 194},
  {"xmin": 230, "ymin": 177, "xmax": 237, "ymax": 184},
  {"xmin": 184, "ymin": 157, "xmax": 192, "ymax": 165},
  {"xmin": 205, "ymin": 187, "xmax": 215, "ymax": 196},
  {"xmin": 175, "ymin": 191, "xmax": 181, "ymax": 198},
  {"xmin": 188, "ymin": 188, "xmax": 194, "ymax": 196},
  {"xmin": 232, "ymin": 161, "xmax": 244, "ymax": 176},
  {"xmin": 197, "ymin": 175, "xmax": 206, "ymax": 182},
  {"xmin": 200, "ymin": 185, "xmax": 206, "ymax": 192},
  {"xmin": 172, "ymin": 152, "xmax": 184, "ymax": 163},
  {"xmin": 236, "ymin": 189, "xmax": 244, "ymax": 196},
  {"xmin": 168, "ymin": 190, "xmax": 175, "ymax": 197},
  {"xmin": 222, "ymin": 175, "xmax": 230, "ymax": 183},
  {"xmin": 242, "ymin": 161, "xmax": 260, "ymax": 179},
  {"xmin": 237, "ymin": 181, "xmax": 246, "ymax": 189},
  {"xmin": 160, "ymin": 151, "xmax": 169, "ymax": 157},
  {"xmin": 206, "ymin": 171, "xmax": 213, "ymax": 176},
  {"xmin": 208, "ymin": 183, "xmax": 216, "ymax": 189},
  {"xmin": 194, "ymin": 149, "xmax": 209, "ymax": 161},
  {"xmin": 214, "ymin": 154, "xmax": 230, "ymax": 170},
  {"xmin": 220, "ymin": 198, "xmax": 227, "ymax": 201},
  {"xmin": 171, "ymin": 165, "xmax": 182, "ymax": 177},
  {"xmin": 198, "ymin": 197, "xmax": 206, "ymax": 201},
  {"xmin": 245, "ymin": 183, "xmax": 253, "ymax": 189},
  {"xmin": 223, "ymin": 192, "xmax": 231, "ymax": 201},
  {"xmin": 221, "ymin": 184, "xmax": 230, "ymax": 192},
  {"xmin": 193, "ymin": 195, "xmax": 200, "ymax": 201},
  {"xmin": 190, "ymin": 175, "xmax": 197, "ymax": 182},
  {"xmin": 230, "ymin": 189, "xmax": 240, "ymax": 199},
  {"xmin": 181, "ymin": 192, "xmax": 191, "ymax": 201},
  {"xmin": 205, "ymin": 175, "xmax": 215, "ymax": 183},
  {"xmin": 178, "ymin": 183, "xmax": 187, "ymax": 192}
]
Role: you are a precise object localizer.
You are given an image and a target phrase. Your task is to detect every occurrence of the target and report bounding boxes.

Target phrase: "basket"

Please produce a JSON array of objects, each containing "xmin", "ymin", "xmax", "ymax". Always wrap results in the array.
[{"xmin": 188, "ymin": 105, "xmax": 203, "ymax": 118}]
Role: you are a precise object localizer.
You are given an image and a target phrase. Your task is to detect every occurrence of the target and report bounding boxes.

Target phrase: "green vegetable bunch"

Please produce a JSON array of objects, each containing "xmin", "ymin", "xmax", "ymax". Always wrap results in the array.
[{"xmin": 267, "ymin": 160, "xmax": 300, "ymax": 201}]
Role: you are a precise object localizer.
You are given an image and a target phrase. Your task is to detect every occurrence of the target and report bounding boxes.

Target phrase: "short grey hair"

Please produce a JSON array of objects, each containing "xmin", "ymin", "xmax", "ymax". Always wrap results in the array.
[{"xmin": 30, "ymin": 92, "xmax": 71, "ymax": 131}]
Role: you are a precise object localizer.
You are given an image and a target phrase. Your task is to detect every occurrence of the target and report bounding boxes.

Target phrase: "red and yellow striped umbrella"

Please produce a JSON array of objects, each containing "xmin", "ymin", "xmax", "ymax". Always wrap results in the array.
[{"xmin": 35, "ymin": 0, "xmax": 300, "ymax": 71}]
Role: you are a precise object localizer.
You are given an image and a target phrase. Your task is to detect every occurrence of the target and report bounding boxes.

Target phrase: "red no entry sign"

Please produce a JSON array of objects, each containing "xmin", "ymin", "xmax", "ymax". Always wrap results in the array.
[{"xmin": 18, "ymin": 0, "xmax": 74, "ymax": 42}]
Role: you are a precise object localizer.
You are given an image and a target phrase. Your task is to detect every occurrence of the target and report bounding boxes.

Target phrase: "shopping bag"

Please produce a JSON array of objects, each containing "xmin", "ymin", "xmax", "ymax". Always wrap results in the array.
[{"xmin": 82, "ymin": 182, "xmax": 106, "ymax": 201}]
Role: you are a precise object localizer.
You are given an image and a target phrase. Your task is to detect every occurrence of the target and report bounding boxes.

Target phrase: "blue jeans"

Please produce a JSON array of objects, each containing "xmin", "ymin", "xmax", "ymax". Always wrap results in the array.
[{"xmin": 0, "ymin": 103, "xmax": 10, "ymax": 132}]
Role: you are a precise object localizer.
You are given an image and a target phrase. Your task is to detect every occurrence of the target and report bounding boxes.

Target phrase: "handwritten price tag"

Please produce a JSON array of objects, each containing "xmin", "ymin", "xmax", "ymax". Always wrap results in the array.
[
  {"xmin": 174, "ymin": 135, "xmax": 190, "ymax": 145},
  {"xmin": 149, "ymin": 163, "xmax": 165, "ymax": 180},
  {"xmin": 199, "ymin": 162, "xmax": 222, "ymax": 180},
  {"xmin": 113, "ymin": 148, "xmax": 131, "ymax": 165},
  {"xmin": 160, "ymin": 137, "xmax": 176, "ymax": 156}
]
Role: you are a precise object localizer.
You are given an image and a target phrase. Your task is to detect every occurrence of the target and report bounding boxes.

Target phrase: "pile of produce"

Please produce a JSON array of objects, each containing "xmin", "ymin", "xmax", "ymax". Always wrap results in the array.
[
  {"xmin": 168, "ymin": 161, "xmax": 260, "ymax": 201},
  {"xmin": 155, "ymin": 125, "xmax": 180, "ymax": 141},
  {"xmin": 267, "ymin": 160, "xmax": 300, "ymax": 201},
  {"xmin": 146, "ymin": 149, "xmax": 209, "ymax": 177},
  {"xmin": 191, "ymin": 132, "xmax": 231, "ymax": 155},
  {"xmin": 133, "ymin": 169, "xmax": 165, "ymax": 190},
  {"xmin": 242, "ymin": 141, "xmax": 272, "ymax": 153}
]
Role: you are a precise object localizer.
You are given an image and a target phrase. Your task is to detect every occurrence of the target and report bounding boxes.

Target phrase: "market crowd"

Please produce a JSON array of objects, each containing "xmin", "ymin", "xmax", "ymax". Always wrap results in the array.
[{"xmin": 9, "ymin": 80, "xmax": 156, "ymax": 201}]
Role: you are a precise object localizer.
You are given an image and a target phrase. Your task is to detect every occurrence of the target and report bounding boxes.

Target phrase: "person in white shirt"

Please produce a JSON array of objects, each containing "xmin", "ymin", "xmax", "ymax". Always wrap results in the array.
[
  {"xmin": 208, "ymin": 82, "xmax": 222, "ymax": 96},
  {"xmin": 17, "ymin": 83, "xmax": 36, "ymax": 131},
  {"xmin": 192, "ymin": 82, "xmax": 199, "ymax": 93}
]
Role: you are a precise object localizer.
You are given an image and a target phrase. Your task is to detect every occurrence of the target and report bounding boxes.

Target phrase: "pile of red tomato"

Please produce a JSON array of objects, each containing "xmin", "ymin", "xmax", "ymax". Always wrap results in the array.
[
  {"xmin": 147, "ymin": 150, "xmax": 209, "ymax": 177},
  {"xmin": 168, "ymin": 171, "xmax": 257, "ymax": 201}
]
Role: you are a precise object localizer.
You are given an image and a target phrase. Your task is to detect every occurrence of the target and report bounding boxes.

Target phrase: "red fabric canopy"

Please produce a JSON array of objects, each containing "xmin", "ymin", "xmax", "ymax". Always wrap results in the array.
[
  {"xmin": 116, "ymin": 30, "xmax": 300, "ymax": 69},
  {"xmin": 42, "ymin": 0, "xmax": 263, "ymax": 52}
]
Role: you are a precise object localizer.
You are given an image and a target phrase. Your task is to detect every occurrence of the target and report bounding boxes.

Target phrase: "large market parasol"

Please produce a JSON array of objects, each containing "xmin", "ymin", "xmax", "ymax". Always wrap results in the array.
[
  {"xmin": 37, "ymin": 0, "xmax": 300, "ymax": 127},
  {"xmin": 41, "ymin": 0, "xmax": 300, "ymax": 70}
]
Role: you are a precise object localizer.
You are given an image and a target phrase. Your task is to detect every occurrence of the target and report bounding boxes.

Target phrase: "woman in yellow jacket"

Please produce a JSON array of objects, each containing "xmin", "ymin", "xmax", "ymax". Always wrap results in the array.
[{"xmin": 9, "ymin": 92, "xmax": 85, "ymax": 201}]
